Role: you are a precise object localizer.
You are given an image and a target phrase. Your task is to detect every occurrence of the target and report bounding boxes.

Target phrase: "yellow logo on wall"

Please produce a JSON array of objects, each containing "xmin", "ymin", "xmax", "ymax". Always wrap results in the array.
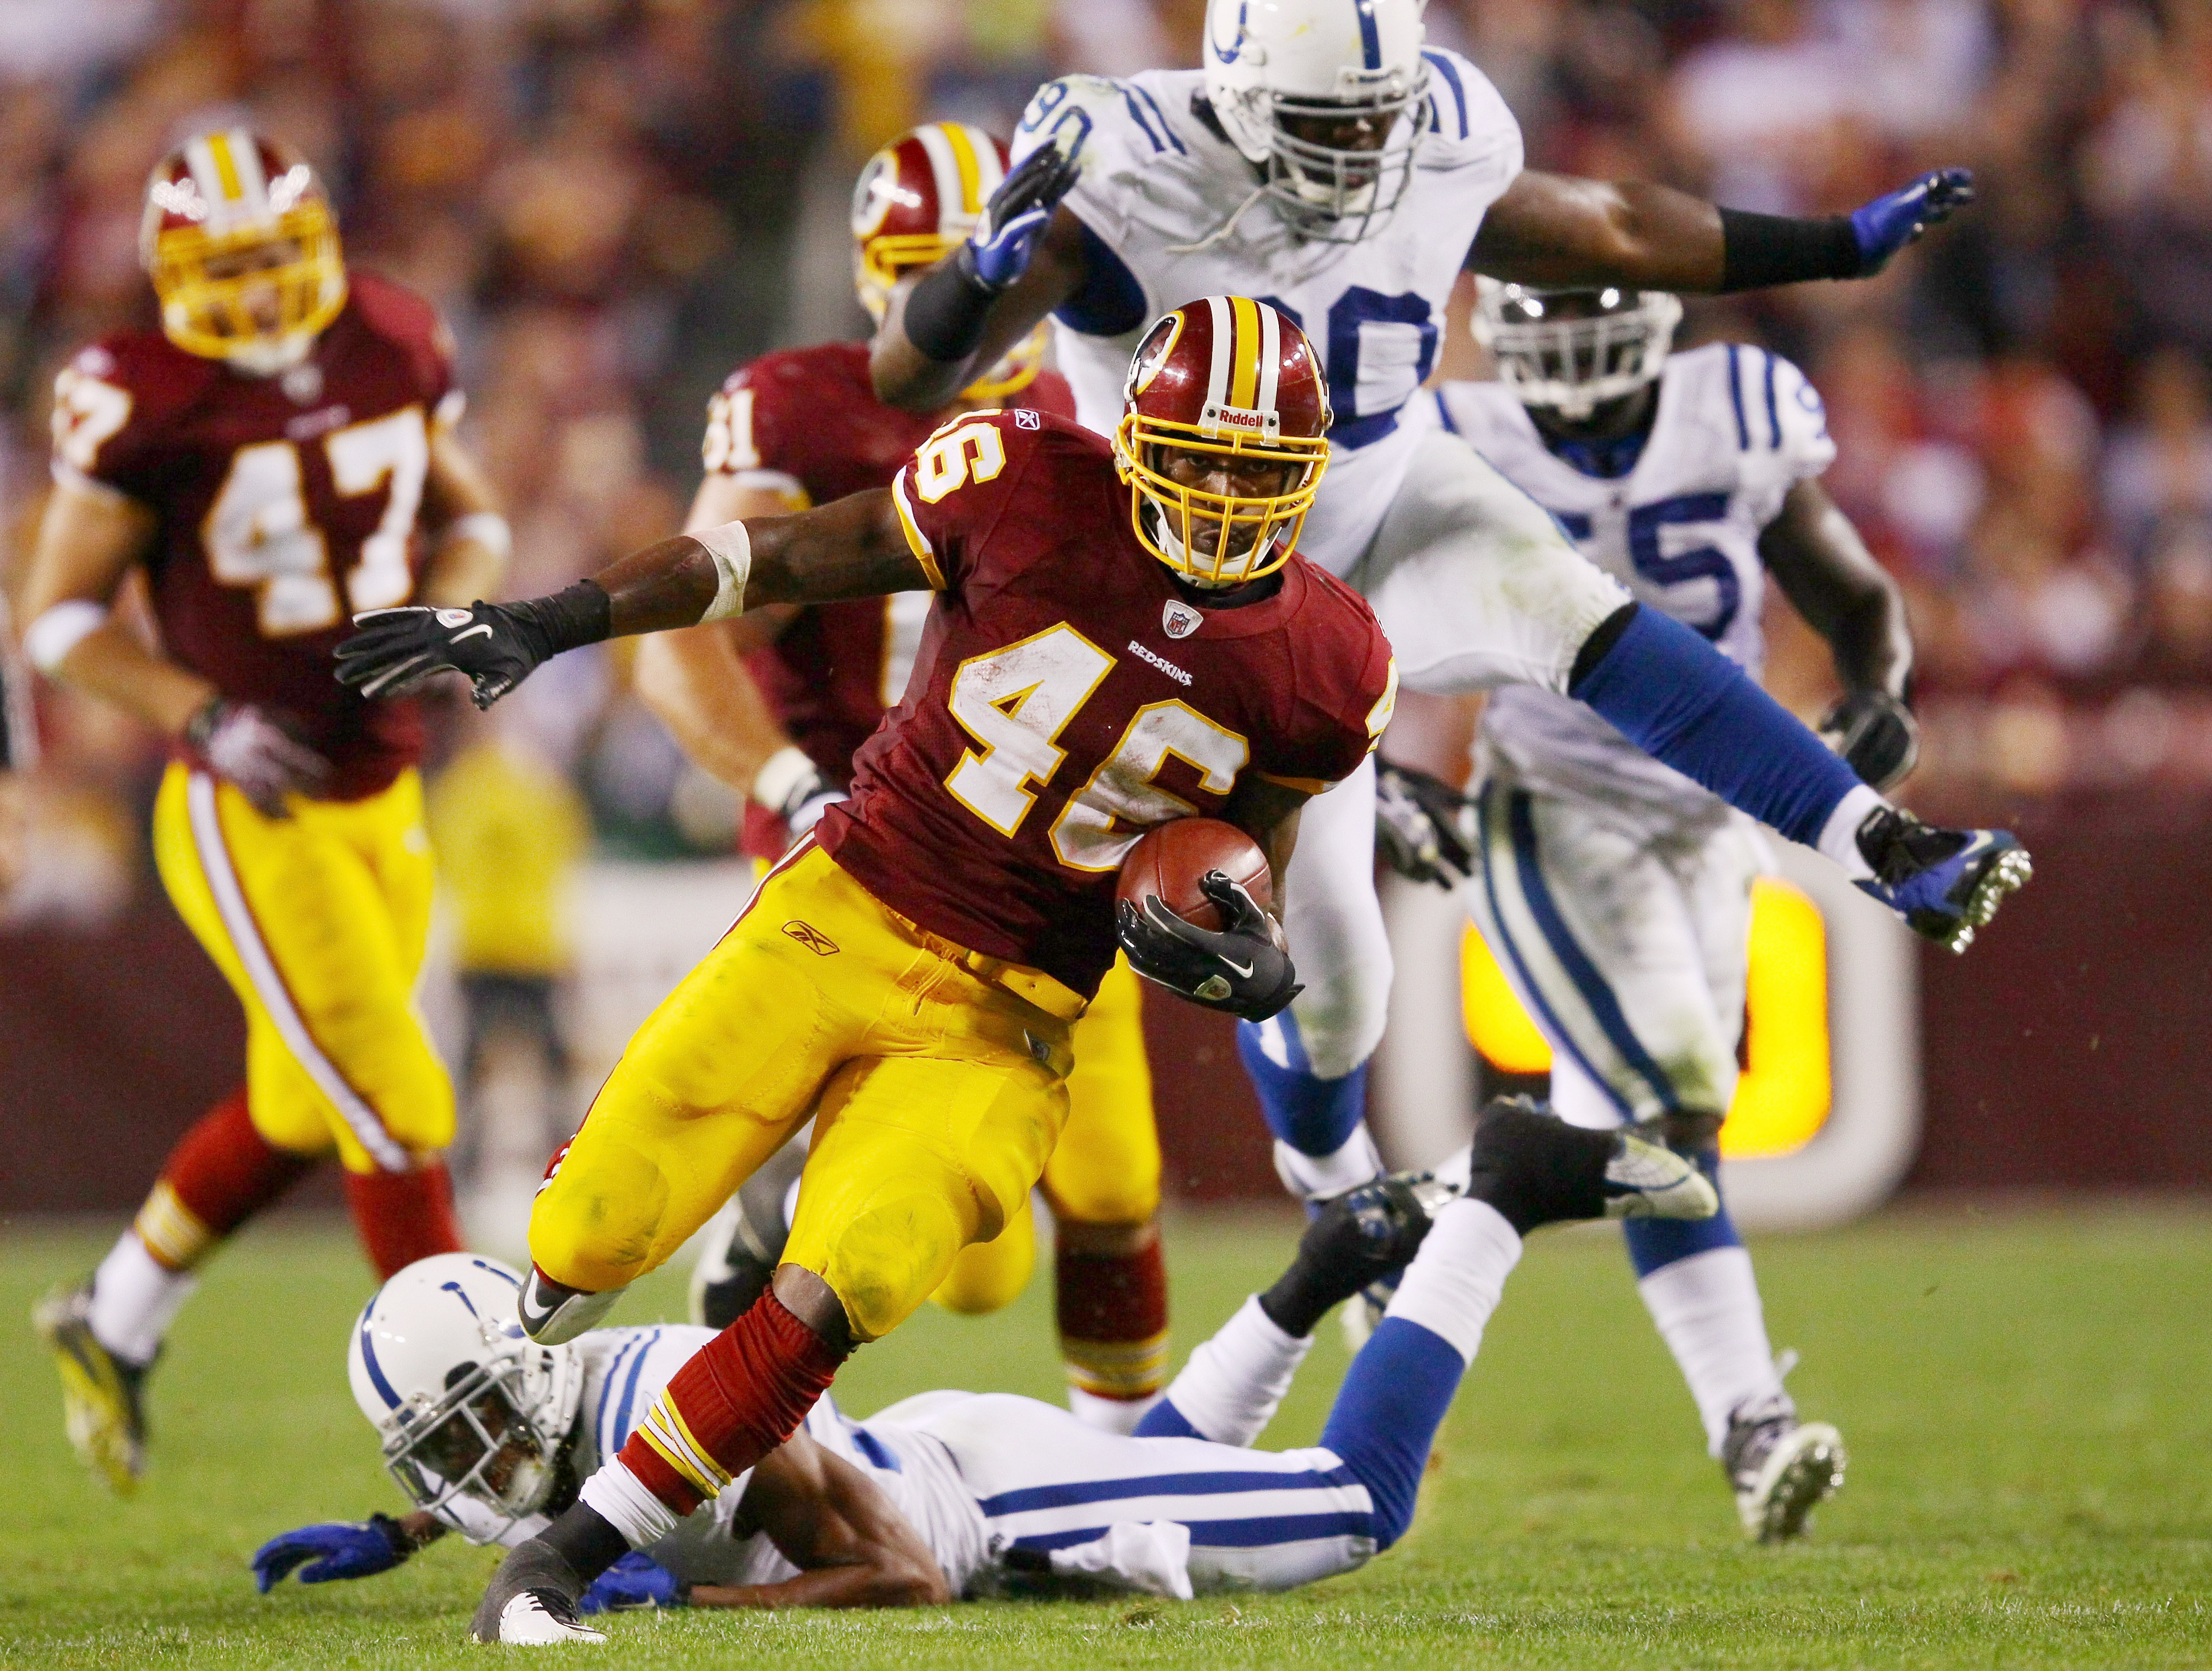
[{"xmin": 1459, "ymin": 877, "xmax": 1832, "ymax": 1160}]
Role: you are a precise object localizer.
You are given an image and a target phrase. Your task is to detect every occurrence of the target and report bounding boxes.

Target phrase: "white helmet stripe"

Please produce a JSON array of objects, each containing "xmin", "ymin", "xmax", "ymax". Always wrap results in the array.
[
  {"xmin": 1256, "ymin": 301, "xmax": 1281, "ymax": 415},
  {"xmin": 1203, "ymin": 295, "xmax": 1234, "ymax": 414},
  {"xmin": 911, "ymin": 124, "xmax": 967, "ymax": 232},
  {"xmin": 183, "ymin": 130, "xmax": 274, "ymax": 233}
]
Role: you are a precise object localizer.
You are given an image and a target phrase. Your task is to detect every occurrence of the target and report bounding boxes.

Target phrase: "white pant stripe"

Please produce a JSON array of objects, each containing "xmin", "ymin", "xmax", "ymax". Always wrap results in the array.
[{"xmin": 184, "ymin": 772, "xmax": 411, "ymax": 1171}]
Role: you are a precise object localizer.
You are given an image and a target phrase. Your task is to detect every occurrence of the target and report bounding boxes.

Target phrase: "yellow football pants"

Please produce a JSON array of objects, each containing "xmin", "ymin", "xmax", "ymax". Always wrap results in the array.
[
  {"xmin": 931, "ymin": 954, "xmax": 1160, "ymax": 1316},
  {"xmin": 529, "ymin": 844, "xmax": 1075, "ymax": 1342},
  {"xmin": 151, "ymin": 764, "xmax": 453, "ymax": 1174}
]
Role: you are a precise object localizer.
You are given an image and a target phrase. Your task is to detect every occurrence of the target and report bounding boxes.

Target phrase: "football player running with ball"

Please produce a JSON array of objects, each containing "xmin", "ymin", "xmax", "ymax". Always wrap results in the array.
[
  {"xmin": 1395, "ymin": 285, "xmax": 1922, "ymax": 1539},
  {"xmin": 256, "ymin": 1100, "xmax": 1714, "ymax": 1630},
  {"xmin": 24, "ymin": 130, "xmax": 507, "ymax": 1494},
  {"xmin": 635, "ymin": 122, "xmax": 1173, "ymax": 1430},
  {"xmin": 335, "ymin": 298, "xmax": 1400, "ymax": 1642},
  {"xmin": 869, "ymin": 0, "xmax": 2028, "ymax": 1229}
]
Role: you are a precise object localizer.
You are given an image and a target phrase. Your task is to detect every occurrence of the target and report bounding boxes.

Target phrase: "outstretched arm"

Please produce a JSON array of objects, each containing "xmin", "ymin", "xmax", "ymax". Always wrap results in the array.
[
  {"xmin": 688, "ymin": 1434, "xmax": 949, "ymax": 1610},
  {"xmin": 1470, "ymin": 168, "xmax": 1974, "ymax": 294}
]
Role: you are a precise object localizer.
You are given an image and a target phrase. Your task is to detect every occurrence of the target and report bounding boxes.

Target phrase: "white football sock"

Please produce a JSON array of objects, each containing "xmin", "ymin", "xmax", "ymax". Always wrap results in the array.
[
  {"xmin": 1382, "ymin": 1198, "xmax": 1522, "ymax": 1366},
  {"xmin": 86, "ymin": 1231, "xmax": 197, "ymax": 1367},
  {"xmin": 581, "ymin": 1457, "xmax": 684, "ymax": 1549},
  {"xmin": 1067, "ymin": 1386, "xmax": 1163, "ymax": 1437},
  {"xmin": 1637, "ymin": 1245, "xmax": 1786, "ymax": 1456},
  {"xmin": 1271, "ymin": 1123, "xmax": 1384, "ymax": 1202},
  {"xmin": 1817, "ymin": 784, "xmax": 1885, "ymax": 881},
  {"xmin": 1158, "ymin": 1295, "xmax": 1314, "ymax": 1447}
]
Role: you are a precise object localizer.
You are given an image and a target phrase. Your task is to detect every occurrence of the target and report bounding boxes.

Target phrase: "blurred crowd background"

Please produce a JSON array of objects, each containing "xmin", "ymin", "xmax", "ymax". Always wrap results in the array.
[{"xmin": 4, "ymin": 0, "xmax": 2210, "ymax": 922}]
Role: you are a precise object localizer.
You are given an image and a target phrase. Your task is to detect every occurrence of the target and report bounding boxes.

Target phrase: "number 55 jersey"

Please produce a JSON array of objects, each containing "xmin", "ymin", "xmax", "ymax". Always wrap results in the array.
[
  {"xmin": 818, "ymin": 407, "xmax": 1397, "ymax": 1007},
  {"xmin": 50, "ymin": 271, "xmax": 455, "ymax": 799}
]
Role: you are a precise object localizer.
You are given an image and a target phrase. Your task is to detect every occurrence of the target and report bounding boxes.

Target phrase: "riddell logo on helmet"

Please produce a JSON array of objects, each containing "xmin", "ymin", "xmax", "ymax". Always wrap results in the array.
[{"xmin": 1200, "ymin": 402, "xmax": 1279, "ymax": 441}]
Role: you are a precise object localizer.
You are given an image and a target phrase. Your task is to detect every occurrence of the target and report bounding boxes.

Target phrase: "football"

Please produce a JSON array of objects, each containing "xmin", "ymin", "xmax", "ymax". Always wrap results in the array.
[{"xmin": 1115, "ymin": 818, "xmax": 1273, "ymax": 934}]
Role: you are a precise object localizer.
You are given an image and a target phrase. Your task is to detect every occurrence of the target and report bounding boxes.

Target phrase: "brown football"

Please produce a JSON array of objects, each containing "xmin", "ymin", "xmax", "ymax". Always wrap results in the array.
[{"xmin": 1115, "ymin": 818, "xmax": 1272, "ymax": 934}]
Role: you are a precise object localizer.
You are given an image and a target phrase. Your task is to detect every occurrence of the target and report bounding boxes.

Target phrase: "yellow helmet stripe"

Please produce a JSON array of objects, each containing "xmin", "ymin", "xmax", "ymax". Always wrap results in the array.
[
  {"xmin": 1227, "ymin": 294, "xmax": 1262, "ymax": 411},
  {"xmin": 205, "ymin": 131, "xmax": 245, "ymax": 201},
  {"xmin": 940, "ymin": 122, "xmax": 985, "ymax": 217}
]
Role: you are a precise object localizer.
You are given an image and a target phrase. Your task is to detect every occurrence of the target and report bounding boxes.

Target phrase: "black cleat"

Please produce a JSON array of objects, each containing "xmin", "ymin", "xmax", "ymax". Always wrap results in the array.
[{"xmin": 1454, "ymin": 1096, "xmax": 1718, "ymax": 1235}]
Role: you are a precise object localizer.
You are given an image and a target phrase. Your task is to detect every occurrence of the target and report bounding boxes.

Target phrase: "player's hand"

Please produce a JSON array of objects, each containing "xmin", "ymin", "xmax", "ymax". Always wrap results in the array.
[
  {"xmin": 251, "ymin": 1515, "xmax": 411, "ymax": 1591},
  {"xmin": 1374, "ymin": 762, "xmax": 1477, "ymax": 887},
  {"xmin": 961, "ymin": 144, "xmax": 1080, "ymax": 292},
  {"xmin": 1820, "ymin": 690, "xmax": 1920, "ymax": 792},
  {"xmin": 1849, "ymin": 169, "xmax": 1973, "ymax": 274},
  {"xmin": 578, "ymin": 1551, "xmax": 686, "ymax": 1614},
  {"xmin": 1852, "ymin": 806, "xmax": 2031, "ymax": 953},
  {"xmin": 335, "ymin": 602, "xmax": 547, "ymax": 710},
  {"xmin": 1116, "ymin": 871, "xmax": 1303, "ymax": 1021},
  {"xmin": 185, "ymin": 699, "xmax": 331, "ymax": 819}
]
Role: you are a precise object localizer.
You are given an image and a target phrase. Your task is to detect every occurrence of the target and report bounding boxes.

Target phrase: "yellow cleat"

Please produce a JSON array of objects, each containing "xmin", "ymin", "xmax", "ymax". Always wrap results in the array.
[{"xmin": 32, "ymin": 1281, "xmax": 149, "ymax": 1496}]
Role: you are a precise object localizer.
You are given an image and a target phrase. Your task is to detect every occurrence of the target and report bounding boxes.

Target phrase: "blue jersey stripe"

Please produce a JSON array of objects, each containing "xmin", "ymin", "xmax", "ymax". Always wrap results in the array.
[
  {"xmin": 610, "ymin": 1328, "xmax": 660, "ymax": 1450},
  {"xmin": 1356, "ymin": 1, "xmax": 1381, "ymax": 68},
  {"xmin": 1476, "ymin": 791, "xmax": 1634, "ymax": 1119},
  {"xmin": 1433, "ymin": 388, "xmax": 1459, "ymax": 434},
  {"xmin": 1422, "ymin": 51, "xmax": 1468, "ymax": 138},
  {"xmin": 1130, "ymin": 83, "xmax": 1186, "ymax": 155},
  {"xmin": 1727, "ymin": 345, "xmax": 1749, "ymax": 452},
  {"xmin": 979, "ymin": 1464, "xmax": 1363, "ymax": 1518},
  {"xmin": 1762, "ymin": 350, "xmax": 1781, "ymax": 449},
  {"xmin": 594, "ymin": 1337, "xmax": 639, "ymax": 1451},
  {"xmin": 1012, "ymin": 1510, "xmax": 1373, "ymax": 1554},
  {"xmin": 1506, "ymin": 791, "xmax": 1680, "ymax": 1112}
]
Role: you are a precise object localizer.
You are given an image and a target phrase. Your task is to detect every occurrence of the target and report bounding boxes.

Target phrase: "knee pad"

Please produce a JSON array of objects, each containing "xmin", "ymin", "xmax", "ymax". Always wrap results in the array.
[
  {"xmin": 1280, "ymin": 957, "xmax": 1390, "ymax": 1082},
  {"xmin": 931, "ymin": 1201, "xmax": 1037, "ymax": 1315},
  {"xmin": 529, "ymin": 1136, "xmax": 673, "ymax": 1293}
]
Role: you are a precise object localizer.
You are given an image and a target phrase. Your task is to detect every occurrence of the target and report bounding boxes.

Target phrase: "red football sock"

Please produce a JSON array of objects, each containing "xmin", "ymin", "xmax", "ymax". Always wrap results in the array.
[
  {"xmin": 1057, "ymin": 1238, "xmax": 1171, "ymax": 1404},
  {"xmin": 343, "ymin": 1162, "xmax": 466, "ymax": 1279},
  {"xmin": 134, "ymin": 1088, "xmax": 315, "ymax": 1271},
  {"xmin": 618, "ymin": 1291, "xmax": 847, "ymax": 1515}
]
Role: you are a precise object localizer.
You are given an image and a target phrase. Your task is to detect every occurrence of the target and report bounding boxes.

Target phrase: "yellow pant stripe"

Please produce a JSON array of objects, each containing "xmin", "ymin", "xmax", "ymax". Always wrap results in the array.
[
  {"xmin": 132, "ymin": 1181, "xmax": 215, "ymax": 1272},
  {"xmin": 182, "ymin": 773, "xmax": 410, "ymax": 1172}
]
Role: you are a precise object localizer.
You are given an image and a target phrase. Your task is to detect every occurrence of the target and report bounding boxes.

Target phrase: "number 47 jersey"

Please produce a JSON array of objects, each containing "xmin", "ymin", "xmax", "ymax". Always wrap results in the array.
[
  {"xmin": 49, "ymin": 273, "xmax": 456, "ymax": 799},
  {"xmin": 815, "ymin": 409, "xmax": 1396, "ymax": 1006}
]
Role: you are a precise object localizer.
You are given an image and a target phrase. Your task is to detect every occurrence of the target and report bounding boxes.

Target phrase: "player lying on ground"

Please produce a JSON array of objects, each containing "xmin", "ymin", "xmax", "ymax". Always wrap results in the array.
[
  {"xmin": 639, "ymin": 121, "xmax": 1172, "ymax": 1429},
  {"xmin": 337, "ymin": 297, "xmax": 1402, "ymax": 1641},
  {"xmin": 1369, "ymin": 282, "xmax": 1923, "ymax": 1538},
  {"xmin": 255, "ymin": 1099, "xmax": 1715, "ymax": 1631},
  {"xmin": 870, "ymin": 0, "xmax": 2019, "ymax": 1260},
  {"xmin": 24, "ymin": 127, "xmax": 505, "ymax": 1494}
]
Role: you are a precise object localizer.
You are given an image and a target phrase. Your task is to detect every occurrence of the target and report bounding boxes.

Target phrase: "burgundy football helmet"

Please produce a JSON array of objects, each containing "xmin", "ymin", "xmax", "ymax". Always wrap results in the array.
[{"xmin": 1115, "ymin": 295, "xmax": 1332, "ymax": 585}]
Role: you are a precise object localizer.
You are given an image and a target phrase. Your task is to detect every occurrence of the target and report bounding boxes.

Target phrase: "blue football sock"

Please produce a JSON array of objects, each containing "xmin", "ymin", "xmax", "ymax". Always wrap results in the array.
[
  {"xmin": 1317, "ymin": 1317, "xmax": 1465, "ymax": 1549},
  {"xmin": 1621, "ymin": 1149, "xmax": 1740, "ymax": 1277},
  {"xmin": 1236, "ymin": 1013, "xmax": 1368, "ymax": 1156}
]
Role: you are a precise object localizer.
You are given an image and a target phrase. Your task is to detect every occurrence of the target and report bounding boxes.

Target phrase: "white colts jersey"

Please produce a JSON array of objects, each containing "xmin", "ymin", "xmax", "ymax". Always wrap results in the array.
[
  {"xmin": 1437, "ymin": 344, "xmax": 1837, "ymax": 832},
  {"xmin": 1012, "ymin": 52, "xmax": 1523, "ymax": 574}
]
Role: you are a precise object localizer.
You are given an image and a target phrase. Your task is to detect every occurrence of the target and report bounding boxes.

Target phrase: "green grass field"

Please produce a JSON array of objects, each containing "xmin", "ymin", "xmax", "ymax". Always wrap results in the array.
[{"xmin": 2, "ymin": 1204, "xmax": 2207, "ymax": 1669}]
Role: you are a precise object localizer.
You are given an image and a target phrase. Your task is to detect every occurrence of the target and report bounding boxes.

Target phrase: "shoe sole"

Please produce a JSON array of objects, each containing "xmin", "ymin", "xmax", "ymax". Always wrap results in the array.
[
  {"xmin": 31, "ymin": 1293, "xmax": 142, "ymax": 1496},
  {"xmin": 1741, "ymin": 1422, "xmax": 1845, "ymax": 1542},
  {"xmin": 1930, "ymin": 847, "xmax": 2034, "ymax": 953}
]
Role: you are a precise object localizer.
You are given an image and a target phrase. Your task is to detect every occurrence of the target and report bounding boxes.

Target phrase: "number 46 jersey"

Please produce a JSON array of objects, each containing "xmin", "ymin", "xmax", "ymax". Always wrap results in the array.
[
  {"xmin": 1435, "ymin": 343, "xmax": 1837, "ymax": 831},
  {"xmin": 816, "ymin": 409, "xmax": 1396, "ymax": 1004},
  {"xmin": 49, "ymin": 273, "xmax": 456, "ymax": 799}
]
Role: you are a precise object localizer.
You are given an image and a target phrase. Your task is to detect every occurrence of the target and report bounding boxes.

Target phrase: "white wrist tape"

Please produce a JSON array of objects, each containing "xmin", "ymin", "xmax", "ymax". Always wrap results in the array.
[
  {"xmin": 751, "ymin": 743, "xmax": 819, "ymax": 812},
  {"xmin": 25, "ymin": 599, "xmax": 111, "ymax": 674},
  {"xmin": 690, "ymin": 521, "xmax": 752, "ymax": 623},
  {"xmin": 439, "ymin": 511, "xmax": 512, "ymax": 562}
]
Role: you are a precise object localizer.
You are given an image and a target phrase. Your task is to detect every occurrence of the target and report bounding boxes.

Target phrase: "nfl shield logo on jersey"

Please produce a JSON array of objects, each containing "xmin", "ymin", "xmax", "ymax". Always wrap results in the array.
[{"xmin": 1162, "ymin": 600, "xmax": 1202, "ymax": 639}]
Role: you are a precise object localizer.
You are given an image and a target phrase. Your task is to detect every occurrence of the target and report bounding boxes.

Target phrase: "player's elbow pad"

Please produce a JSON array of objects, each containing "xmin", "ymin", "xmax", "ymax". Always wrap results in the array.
[{"xmin": 1569, "ymin": 604, "xmax": 1861, "ymax": 847}]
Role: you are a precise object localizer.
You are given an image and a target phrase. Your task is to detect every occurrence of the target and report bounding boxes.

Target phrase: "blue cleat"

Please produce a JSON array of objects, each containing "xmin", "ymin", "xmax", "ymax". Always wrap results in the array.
[{"xmin": 1853, "ymin": 809, "xmax": 2032, "ymax": 953}]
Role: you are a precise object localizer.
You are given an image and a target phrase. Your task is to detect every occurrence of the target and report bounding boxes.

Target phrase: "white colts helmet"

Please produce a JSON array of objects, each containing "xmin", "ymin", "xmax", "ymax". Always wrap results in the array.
[
  {"xmin": 348, "ymin": 1254, "xmax": 585, "ymax": 1533},
  {"xmin": 1203, "ymin": 0, "xmax": 1431, "ymax": 243},
  {"xmin": 1473, "ymin": 278, "xmax": 1685, "ymax": 420}
]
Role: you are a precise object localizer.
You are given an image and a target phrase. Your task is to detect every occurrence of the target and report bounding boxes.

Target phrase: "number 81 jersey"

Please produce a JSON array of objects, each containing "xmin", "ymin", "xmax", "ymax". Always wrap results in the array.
[
  {"xmin": 48, "ymin": 273, "xmax": 457, "ymax": 799},
  {"xmin": 816, "ymin": 409, "xmax": 1396, "ymax": 1005}
]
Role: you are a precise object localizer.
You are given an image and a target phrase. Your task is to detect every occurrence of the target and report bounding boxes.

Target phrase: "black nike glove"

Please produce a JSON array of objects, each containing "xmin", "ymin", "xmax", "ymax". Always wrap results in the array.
[
  {"xmin": 1116, "ymin": 871, "xmax": 1302, "ymax": 1022},
  {"xmin": 1819, "ymin": 689, "xmax": 1919, "ymax": 792},
  {"xmin": 1374, "ymin": 761, "xmax": 1476, "ymax": 887},
  {"xmin": 334, "ymin": 582, "xmax": 610, "ymax": 710}
]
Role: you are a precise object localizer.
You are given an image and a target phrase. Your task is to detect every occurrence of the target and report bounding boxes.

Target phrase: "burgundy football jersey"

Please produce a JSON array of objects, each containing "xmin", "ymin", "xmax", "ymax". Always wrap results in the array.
[
  {"xmin": 817, "ymin": 410, "xmax": 1396, "ymax": 1001},
  {"xmin": 50, "ymin": 272, "xmax": 455, "ymax": 799},
  {"xmin": 701, "ymin": 341, "xmax": 1076, "ymax": 855}
]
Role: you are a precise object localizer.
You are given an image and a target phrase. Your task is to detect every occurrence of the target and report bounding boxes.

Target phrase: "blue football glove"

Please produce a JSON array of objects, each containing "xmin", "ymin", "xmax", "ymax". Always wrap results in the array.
[
  {"xmin": 578, "ymin": 1551, "xmax": 686, "ymax": 1614},
  {"xmin": 1849, "ymin": 168, "xmax": 1974, "ymax": 274},
  {"xmin": 252, "ymin": 1515, "xmax": 411, "ymax": 1592},
  {"xmin": 961, "ymin": 144, "xmax": 1081, "ymax": 292},
  {"xmin": 1852, "ymin": 807, "xmax": 2031, "ymax": 953}
]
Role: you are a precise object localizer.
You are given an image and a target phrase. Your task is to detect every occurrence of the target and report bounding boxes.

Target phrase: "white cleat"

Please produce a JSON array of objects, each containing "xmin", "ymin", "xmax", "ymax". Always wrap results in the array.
[
  {"xmin": 1724, "ymin": 1392, "xmax": 1846, "ymax": 1542},
  {"xmin": 495, "ymin": 1593, "xmax": 608, "ymax": 1645},
  {"xmin": 1602, "ymin": 1132, "xmax": 1719, "ymax": 1220}
]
